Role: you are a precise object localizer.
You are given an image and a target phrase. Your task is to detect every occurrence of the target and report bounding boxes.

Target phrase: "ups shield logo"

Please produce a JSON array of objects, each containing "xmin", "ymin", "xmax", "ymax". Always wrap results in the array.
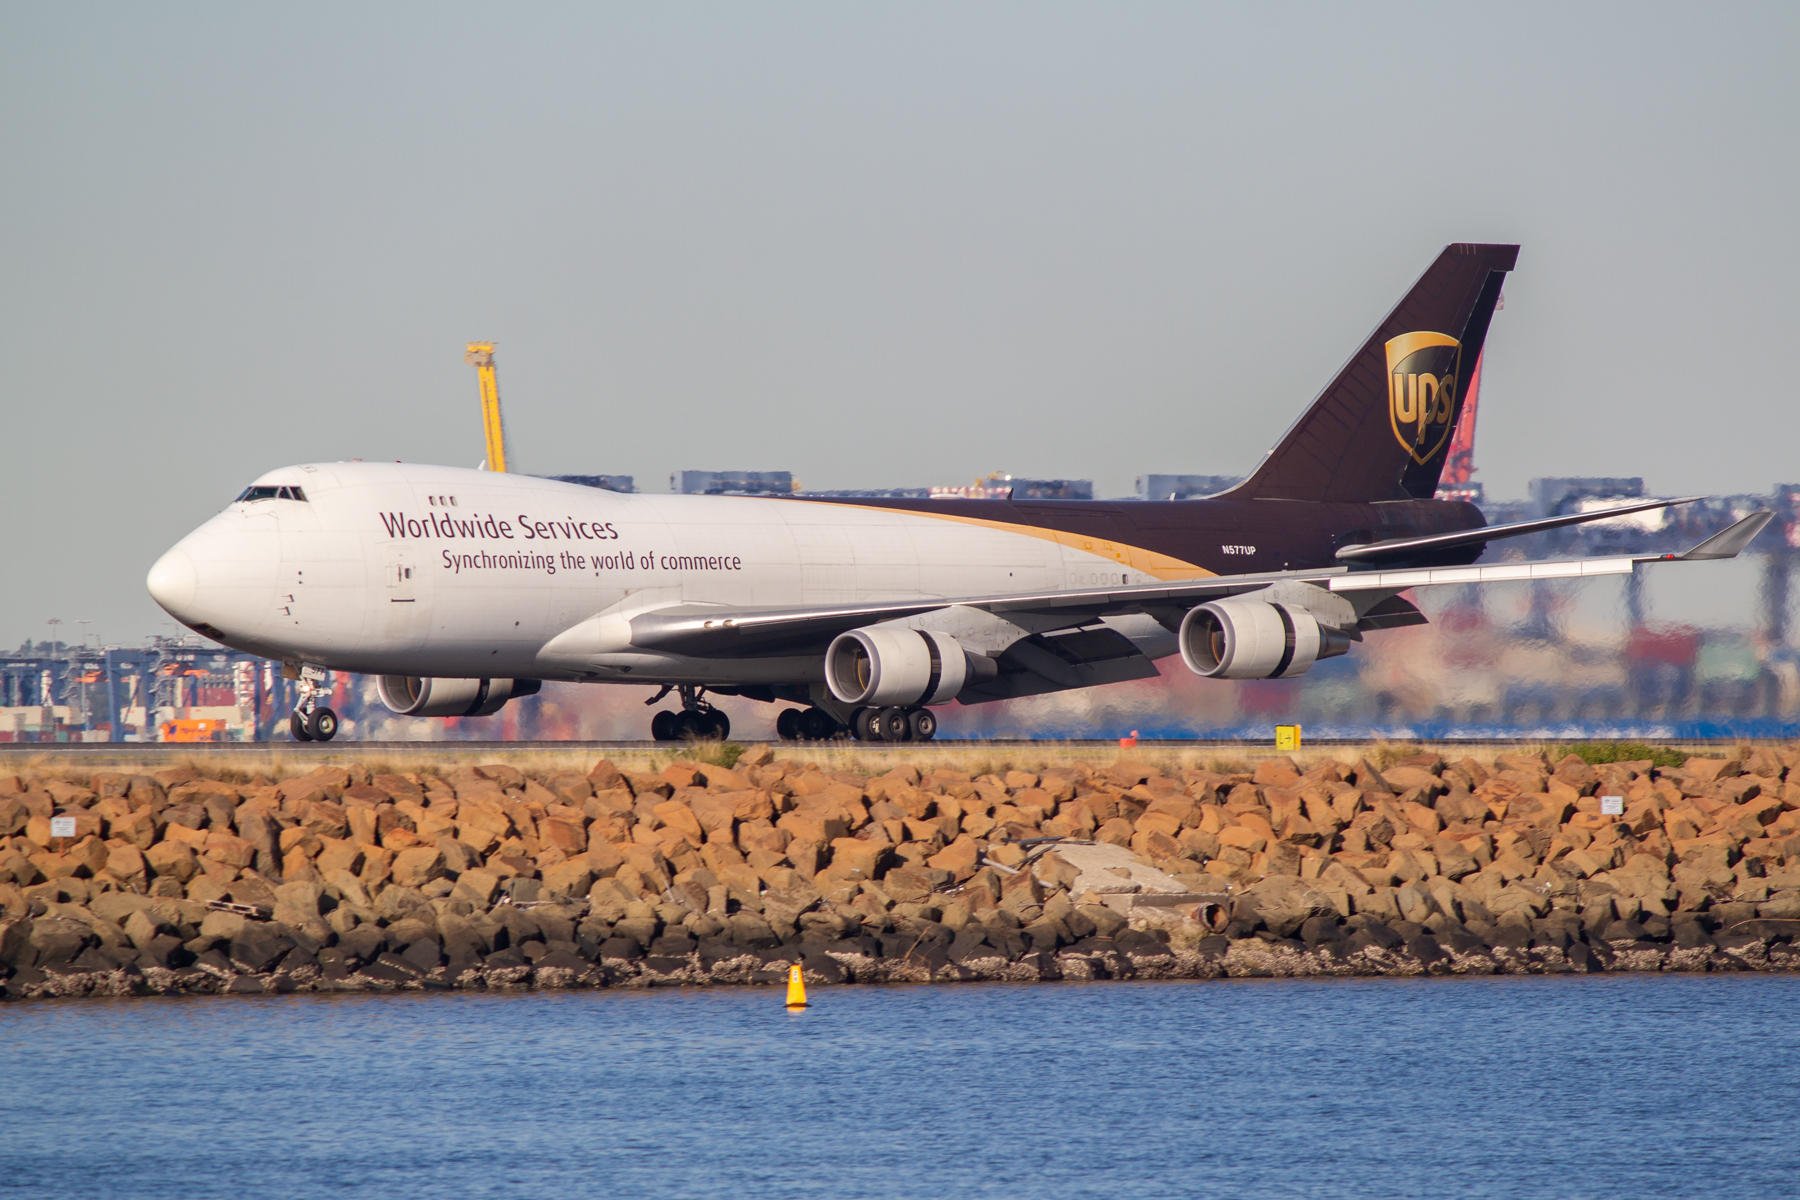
[{"xmin": 1386, "ymin": 331, "xmax": 1461, "ymax": 465}]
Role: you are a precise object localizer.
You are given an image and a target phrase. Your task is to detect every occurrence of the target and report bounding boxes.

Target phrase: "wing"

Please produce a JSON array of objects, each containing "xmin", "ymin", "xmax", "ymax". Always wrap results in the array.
[
  {"xmin": 1334, "ymin": 495, "xmax": 1703, "ymax": 564},
  {"xmin": 619, "ymin": 511, "xmax": 1774, "ymax": 657}
]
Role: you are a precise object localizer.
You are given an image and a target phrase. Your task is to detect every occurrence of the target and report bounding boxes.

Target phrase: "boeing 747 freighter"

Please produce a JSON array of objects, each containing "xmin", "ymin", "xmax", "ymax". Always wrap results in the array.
[{"xmin": 146, "ymin": 244, "xmax": 1770, "ymax": 742}]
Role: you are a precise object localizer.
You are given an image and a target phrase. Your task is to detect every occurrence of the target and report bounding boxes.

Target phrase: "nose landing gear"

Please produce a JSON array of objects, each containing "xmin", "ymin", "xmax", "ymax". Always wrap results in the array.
[
  {"xmin": 647, "ymin": 685, "xmax": 731, "ymax": 742},
  {"xmin": 287, "ymin": 666, "xmax": 339, "ymax": 742}
]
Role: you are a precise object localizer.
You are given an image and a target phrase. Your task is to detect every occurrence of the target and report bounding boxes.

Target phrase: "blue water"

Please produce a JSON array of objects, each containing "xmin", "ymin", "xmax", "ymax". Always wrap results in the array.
[{"xmin": 2, "ymin": 975, "xmax": 1796, "ymax": 1199}]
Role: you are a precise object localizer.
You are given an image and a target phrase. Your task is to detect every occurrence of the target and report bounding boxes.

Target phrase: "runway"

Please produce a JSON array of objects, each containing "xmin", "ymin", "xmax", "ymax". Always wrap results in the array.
[{"xmin": 0, "ymin": 736, "xmax": 1758, "ymax": 771}]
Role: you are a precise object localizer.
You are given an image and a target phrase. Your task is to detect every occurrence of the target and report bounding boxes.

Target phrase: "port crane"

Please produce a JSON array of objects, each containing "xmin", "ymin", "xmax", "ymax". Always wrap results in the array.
[{"xmin": 465, "ymin": 341, "xmax": 508, "ymax": 472}]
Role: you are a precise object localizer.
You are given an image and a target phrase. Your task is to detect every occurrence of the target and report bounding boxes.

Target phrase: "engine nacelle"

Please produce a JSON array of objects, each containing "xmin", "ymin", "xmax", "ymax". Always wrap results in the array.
[
  {"xmin": 1178, "ymin": 598, "xmax": 1351, "ymax": 679},
  {"xmin": 376, "ymin": 676, "xmax": 542, "ymax": 718},
  {"xmin": 825, "ymin": 627, "xmax": 970, "ymax": 707}
]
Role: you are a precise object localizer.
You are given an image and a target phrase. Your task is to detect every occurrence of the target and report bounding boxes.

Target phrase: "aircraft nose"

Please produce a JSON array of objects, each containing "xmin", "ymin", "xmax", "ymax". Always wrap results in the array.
[{"xmin": 147, "ymin": 547, "xmax": 199, "ymax": 619}]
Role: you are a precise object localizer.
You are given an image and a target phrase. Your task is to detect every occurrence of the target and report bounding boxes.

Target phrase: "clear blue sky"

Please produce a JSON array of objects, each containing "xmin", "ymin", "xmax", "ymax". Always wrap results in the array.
[{"xmin": 3, "ymin": 2, "xmax": 1796, "ymax": 647}]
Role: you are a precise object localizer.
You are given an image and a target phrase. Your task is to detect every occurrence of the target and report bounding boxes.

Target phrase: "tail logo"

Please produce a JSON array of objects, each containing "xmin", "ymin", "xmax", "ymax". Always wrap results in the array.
[{"xmin": 1385, "ymin": 332, "xmax": 1462, "ymax": 465}]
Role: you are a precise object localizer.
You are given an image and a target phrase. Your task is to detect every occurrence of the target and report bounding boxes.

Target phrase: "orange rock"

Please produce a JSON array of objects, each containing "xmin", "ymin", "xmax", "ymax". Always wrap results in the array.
[
  {"xmin": 1095, "ymin": 817, "xmax": 1133, "ymax": 848},
  {"xmin": 829, "ymin": 837, "xmax": 887, "ymax": 878},
  {"xmin": 735, "ymin": 820, "xmax": 789, "ymax": 857},
  {"xmin": 1682, "ymin": 757, "xmax": 1739, "ymax": 782},
  {"xmin": 1134, "ymin": 811, "xmax": 1183, "ymax": 838},
  {"xmin": 703, "ymin": 766, "xmax": 754, "ymax": 792},
  {"xmin": 144, "ymin": 840, "xmax": 198, "ymax": 882},
  {"xmin": 300, "ymin": 799, "xmax": 349, "ymax": 840},
  {"xmin": 1140, "ymin": 830, "xmax": 1183, "ymax": 861},
  {"xmin": 359, "ymin": 845, "xmax": 394, "ymax": 885},
  {"xmin": 202, "ymin": 834, "xmax": 256, "ymax": 870},
  {"xmin": 104, "ymin": 842, "xmax": 147, "ymax": 885},
  {"xmin": 539, "ymin": 817, "xmax": 589, "ymax": 856},
  {"xmin": 588, "ymin": 759, "xmax": 628, "ymax": 790},
  {"xmin": 315, "ymin": 838, "xmax": 365, "ymax": 876},
  {"xmin": 1253, "ymin": 758, "xmax": 1302, "ymax": 788},
  {"xmin": 1218, "ymin": 824, "xmax": 1267, "ymax": 854},
  {"xmin": 650, "ymin": 800, "xmax": 704, "ymax": 842},
  {"xmin": 1402, "ymin": 801, "xmax": 1442, "ymax": 836},
  {"xmin": 1234, "ymin": 811, "xmax": 1277, "ymax": 841},
  {"xmin": 777, "ymin": 811, "xmax": 848, "ymax": 846},
  {"xmin": 686, "ymin": 793, "xmax": 738, "ymax": 835},
  {"xmin": 586, "ymin": 788, "xmax": 636, "ymax": 818}
]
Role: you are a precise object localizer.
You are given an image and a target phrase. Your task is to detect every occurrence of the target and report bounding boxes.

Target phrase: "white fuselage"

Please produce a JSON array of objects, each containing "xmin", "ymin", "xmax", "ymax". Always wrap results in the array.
[{"xmin": 147, "ymin": 462, "xmax": 1185, "ymax": 686}]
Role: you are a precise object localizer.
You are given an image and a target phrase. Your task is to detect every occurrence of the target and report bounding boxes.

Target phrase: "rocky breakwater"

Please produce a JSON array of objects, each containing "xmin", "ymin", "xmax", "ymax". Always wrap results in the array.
[{"xmin": 3, "ymin": 744, "xmax": 1800, "ymax": 1000}]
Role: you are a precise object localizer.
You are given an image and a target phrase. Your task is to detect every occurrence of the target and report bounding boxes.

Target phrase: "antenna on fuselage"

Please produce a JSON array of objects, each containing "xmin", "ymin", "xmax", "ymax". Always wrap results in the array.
[{"xmin": 466, "ymin": 342, "xmax": 508, "ymax": 472}]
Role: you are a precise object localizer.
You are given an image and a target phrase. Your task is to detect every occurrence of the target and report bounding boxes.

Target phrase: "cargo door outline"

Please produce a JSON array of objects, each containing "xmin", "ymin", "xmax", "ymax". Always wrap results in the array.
[{"xmin": 383, "ymin": 544, "xmax": 427, "ymax": 650}]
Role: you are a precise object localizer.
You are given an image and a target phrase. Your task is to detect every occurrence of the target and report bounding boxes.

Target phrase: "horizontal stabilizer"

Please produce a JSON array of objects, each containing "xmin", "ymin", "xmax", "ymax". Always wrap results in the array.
[{"xmin": 1335, "ymin": 496, "xmax": 1702, "ymax": 563}]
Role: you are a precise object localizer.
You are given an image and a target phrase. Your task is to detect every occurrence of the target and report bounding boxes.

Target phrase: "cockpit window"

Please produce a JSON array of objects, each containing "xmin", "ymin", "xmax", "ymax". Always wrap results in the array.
[{"xmin": 235, "ymin": 485, "xmax": 309, "ymax": 503}]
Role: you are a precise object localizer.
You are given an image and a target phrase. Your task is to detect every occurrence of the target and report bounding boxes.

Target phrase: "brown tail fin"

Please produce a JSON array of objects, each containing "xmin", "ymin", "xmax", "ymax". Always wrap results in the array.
[{"xmin": 1223, "ymin": 243, "xmax": 1518, "ymax": 504}]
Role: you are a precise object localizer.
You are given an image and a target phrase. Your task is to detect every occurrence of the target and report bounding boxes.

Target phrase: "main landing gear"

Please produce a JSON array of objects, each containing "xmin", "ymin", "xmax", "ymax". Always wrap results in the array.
[
  {"xmin": 853, "ymin": 705, "xmax": 937, "ymax": 743},
  {"xmin": 288, "ymin": 667, "xmax": 339, "ymax": 742},
  {"xmin": 775, "ymin": 705, "xmax": 937, "ymax": 742},
  {"xmin": 775, "ymin": 706, "xmax": 847, "ymax": 742},
  {"xmin": 648, "ymin": 685, "xmax": 731, "ymax": 742}
]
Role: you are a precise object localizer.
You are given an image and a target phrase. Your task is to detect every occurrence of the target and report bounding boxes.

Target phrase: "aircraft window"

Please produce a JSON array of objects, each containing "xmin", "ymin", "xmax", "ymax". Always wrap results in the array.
[{"xmin": 235, "ymin": 486, "xmax": 310, "ymax": 502}]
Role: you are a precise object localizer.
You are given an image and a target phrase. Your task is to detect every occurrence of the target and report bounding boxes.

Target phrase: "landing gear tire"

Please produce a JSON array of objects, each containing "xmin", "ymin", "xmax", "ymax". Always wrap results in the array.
[
  {"xmin": 651, "ymin": 710, "xmax": 677, "ymax": 741},
  {"xmin": 799, "ymin": 707, "xmax": 837, "ymax": 741},
  {"xmin": 672, "ymin": 709, "xmax": 729, "ymax": 741},
  {"xmin": 290, "ymin": 713, "xmax": 315, "ymax": 742},
  {"xmin": 852, "ymin": 707, "xmax": 877, "ymax": 742},
  {"xmin": 307, "ymin": 707, "xmax": 339, "ymax": 742},
  {"xmin": 908, "ymin": 708, "xmax": 937, "ymax": 742},
  {"xmin": 875, "ymin": 706, "xmax": 912, "ymax": 742},
  {"xmin": 776, "ymin": 708, "xmax": 802, "ymax": 742}
]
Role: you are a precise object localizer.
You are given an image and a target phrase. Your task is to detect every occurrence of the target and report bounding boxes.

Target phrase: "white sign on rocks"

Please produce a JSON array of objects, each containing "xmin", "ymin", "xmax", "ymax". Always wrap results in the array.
[
  {"xmin": 50, "ymin": 816, "xmax": 76, "ymax": 838},
  {"xmin": 1600, "ymin": 795, "xmax": 1624, "ymax": 816}
]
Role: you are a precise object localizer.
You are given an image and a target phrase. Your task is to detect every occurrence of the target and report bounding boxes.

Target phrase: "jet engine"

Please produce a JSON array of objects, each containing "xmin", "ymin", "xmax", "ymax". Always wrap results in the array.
[
  {"xmin": 376, "ymin": 676, "xmax": 542, "ymax": 718},
  {"xmin": 1178, "ymin": 597, "xmax": 1352, "ymax": 679},
  {"xmin": 825, "ymin": 627, "xmax": 970, "ymax": 707}
]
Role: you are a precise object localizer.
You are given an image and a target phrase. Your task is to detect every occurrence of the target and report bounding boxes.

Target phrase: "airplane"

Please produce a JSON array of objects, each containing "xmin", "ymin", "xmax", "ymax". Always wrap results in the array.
[{"xmin": 145, "ymin": 242, "xmax": 1772, "ymax": 744}]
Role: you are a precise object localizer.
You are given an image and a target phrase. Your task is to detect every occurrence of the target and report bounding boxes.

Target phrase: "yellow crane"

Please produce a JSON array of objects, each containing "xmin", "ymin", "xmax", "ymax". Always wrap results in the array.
[{"xmin": 464, "ymin": 341, "xmax": 508, "ymax": 472}]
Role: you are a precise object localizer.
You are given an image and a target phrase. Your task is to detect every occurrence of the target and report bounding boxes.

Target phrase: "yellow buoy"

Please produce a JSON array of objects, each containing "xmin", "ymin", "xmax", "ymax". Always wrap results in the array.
[{"xmin": 785, "ymin": 963, "xmax": 809, "ymax": 1009}]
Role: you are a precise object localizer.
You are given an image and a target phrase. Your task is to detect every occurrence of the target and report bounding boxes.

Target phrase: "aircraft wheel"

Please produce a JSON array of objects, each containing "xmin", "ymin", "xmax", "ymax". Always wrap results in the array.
[
  {"xmin": 671, "ymin": 710, "xmax": 703, "ymax": 740},
  {"xmin": 852, "ymin": 707, "xmax": 876, "ymax": 741},
  {"xmin": 290, "ymin": 713, "xmax": 315, "ymax": 742},
  {"xmin": 908, "ymin": 708, "xmax": 937, "ymax": 741},
  {"xmin": 308, "ymin": 707, "xmax": 339, "ymax": 742},
  {"xmin": 775, "ymin": 708, "xmax": 802, "ymax": 741},
  {"xmin": 651, "ymin": 710, "xmax": 677, "ymax": 741},
  {"xmin": 876, "ymin": 706, "xmax": 912, "ymax": 742},
  {"xmin": 704, "ymin": 710, "xmax": 731, "ymax": 740},
  {"xmin": 799, "ymin": 707, "xmax": 836, "ymax": 741}
]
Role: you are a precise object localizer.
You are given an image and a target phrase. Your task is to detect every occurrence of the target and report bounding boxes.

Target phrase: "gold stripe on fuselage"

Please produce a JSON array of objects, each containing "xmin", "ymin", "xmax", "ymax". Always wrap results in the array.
[{"xmin": 793, "ymin": 501, "xmax": 1219, "ymax": 582}]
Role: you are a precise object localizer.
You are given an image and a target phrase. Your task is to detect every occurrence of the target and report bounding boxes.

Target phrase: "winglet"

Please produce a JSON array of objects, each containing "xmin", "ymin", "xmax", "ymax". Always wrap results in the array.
[{"xmin": 1658, "ymin": 511, "xmax": 1775, "ymax": 562}]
